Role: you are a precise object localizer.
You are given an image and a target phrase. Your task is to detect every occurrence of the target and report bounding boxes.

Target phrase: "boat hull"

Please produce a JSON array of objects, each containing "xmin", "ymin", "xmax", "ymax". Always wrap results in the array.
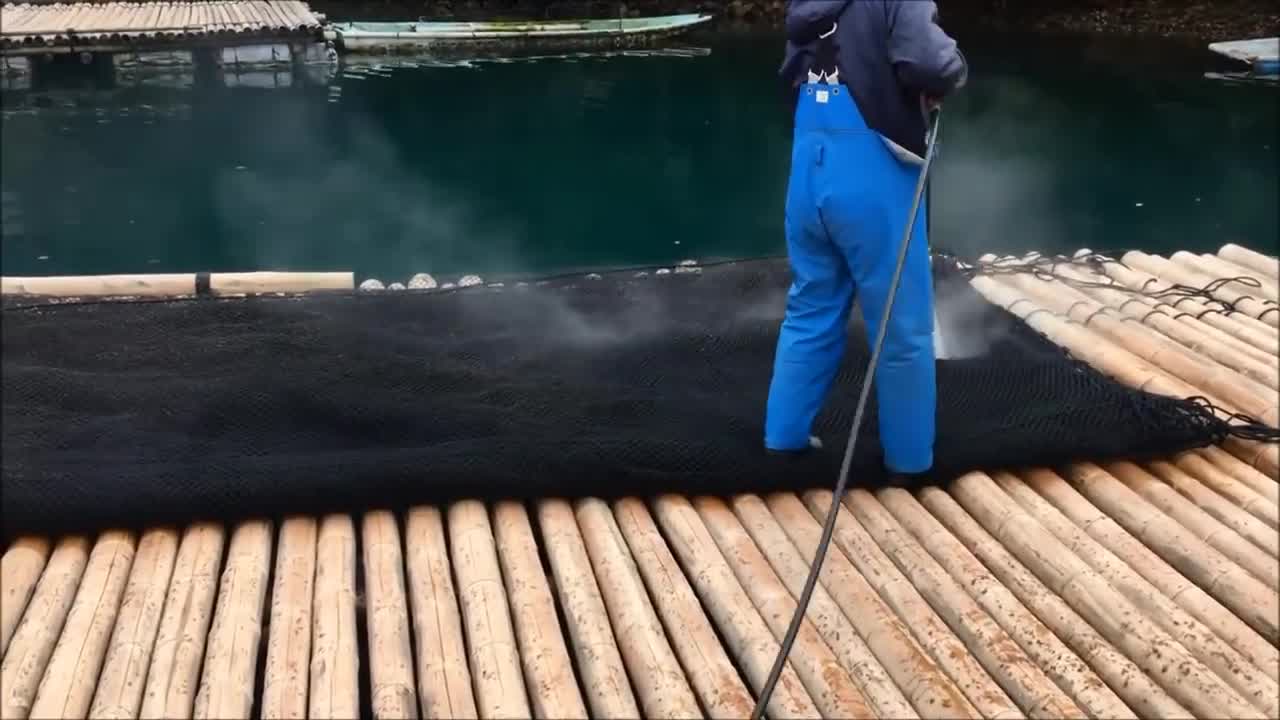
[
  {"xmin": 330, "ymin": 14, "xmax": 713, "ymax": 55},
  {"xmin": 1208, "ymin": 37, "xmax": 1279, "ymax": 76}
]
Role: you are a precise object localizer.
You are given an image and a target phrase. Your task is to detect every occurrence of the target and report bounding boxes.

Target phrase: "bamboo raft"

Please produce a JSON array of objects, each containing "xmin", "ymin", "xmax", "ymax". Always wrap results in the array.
[{"xmin": 2, "ymin": 243, "xmax": 1278, "ymax": 720}]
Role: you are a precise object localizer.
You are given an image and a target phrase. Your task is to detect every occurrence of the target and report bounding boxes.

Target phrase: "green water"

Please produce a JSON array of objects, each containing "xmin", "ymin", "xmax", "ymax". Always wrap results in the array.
[{"xmin": 1, "ymin": 31, "xmax": 1276, "ymax": 281}]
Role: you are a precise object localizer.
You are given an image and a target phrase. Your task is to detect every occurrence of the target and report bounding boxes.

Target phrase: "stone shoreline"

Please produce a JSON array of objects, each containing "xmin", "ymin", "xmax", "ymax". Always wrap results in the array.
[{"xmin": 311, "ymin": 0, "xmax": 1278, "ymax": 40}]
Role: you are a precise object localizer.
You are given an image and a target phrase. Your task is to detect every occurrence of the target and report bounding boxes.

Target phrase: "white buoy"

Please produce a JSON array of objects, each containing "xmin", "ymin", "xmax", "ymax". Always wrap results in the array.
[
  {"xmin": 441, "ymin": 282, "xmax": 456, "ymax": 289},
  {"xmin": 655, "ymin": 268, "xmax": 672, "ymax": 275},
  {"xmin": 359, "ymin": 279, "xmax": 385, "ymax": 292},
  {"xmin": 458, "ymin": 275, "xmax": 483, "ymax": 287},
  {"xmin": 586, "ymin": 273, "xmax": 603, "ymax": 280},
  {"xmin": 634, "ymin": 271, "xmax": 649, "ymax": 278},
  {"xmin": 387, "ymin": 282, "xmax": 406, "ymax": 291},
  {"xmin": 408, "ymin": 273, "xmax": 438, "ymax": 290}
]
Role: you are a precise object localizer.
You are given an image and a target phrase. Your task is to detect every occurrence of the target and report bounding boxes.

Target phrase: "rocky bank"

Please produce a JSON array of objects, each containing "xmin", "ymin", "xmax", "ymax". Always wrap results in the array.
[{"xmin": 311, "ymin": 0, "xmax": 1279, "ymax": 40}]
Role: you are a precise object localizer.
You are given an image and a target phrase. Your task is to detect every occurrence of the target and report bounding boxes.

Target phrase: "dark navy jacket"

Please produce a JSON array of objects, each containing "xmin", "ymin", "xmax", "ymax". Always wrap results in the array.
[{"xmin": 780, "ymin": 0, "xmax": 968, "ymax": 156}]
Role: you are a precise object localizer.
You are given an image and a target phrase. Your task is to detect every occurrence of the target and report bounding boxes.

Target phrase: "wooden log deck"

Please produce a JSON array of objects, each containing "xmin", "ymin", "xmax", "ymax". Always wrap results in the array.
[{"xmin": 1, "ymin": 244, "xmax": 1277, "ymax": 719}]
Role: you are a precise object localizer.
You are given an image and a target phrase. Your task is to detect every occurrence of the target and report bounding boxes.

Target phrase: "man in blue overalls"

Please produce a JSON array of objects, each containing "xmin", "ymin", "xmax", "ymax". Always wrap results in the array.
[{"xmin": 765, "ymin": 1, "xmax": 968, "ymax": 478}]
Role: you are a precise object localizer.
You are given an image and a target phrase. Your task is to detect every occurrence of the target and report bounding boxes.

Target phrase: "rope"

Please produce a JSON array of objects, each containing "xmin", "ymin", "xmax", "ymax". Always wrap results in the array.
[
  {"xmin": 1184, "ymin": 396, "xmax": 1280, "ymax": 443},
  {"xmin": 940, "ymin": 250, "xmax": 1262, "ymax": 314}
]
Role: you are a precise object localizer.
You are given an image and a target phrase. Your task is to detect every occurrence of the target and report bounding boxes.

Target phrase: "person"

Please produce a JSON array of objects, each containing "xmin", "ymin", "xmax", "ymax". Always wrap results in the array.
[{"xmin": 764, "ymin": 0, "xmax": 968, "ymax": 478}]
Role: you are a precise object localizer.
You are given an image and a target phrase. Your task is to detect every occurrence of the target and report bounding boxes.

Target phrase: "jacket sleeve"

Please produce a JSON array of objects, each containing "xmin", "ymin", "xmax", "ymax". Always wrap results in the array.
[
  {"xmin": 886, "ymin": 1, "xmax": 968, "ymax": 97},
  {"xmin": 784, "ymin": 0, "xmax": 850, "ymax": 44}
]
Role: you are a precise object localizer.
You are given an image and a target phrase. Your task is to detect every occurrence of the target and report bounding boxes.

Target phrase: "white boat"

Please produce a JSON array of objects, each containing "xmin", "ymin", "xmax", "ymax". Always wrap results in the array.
[
  {"xmin": 327, "ymin": 13, "xmax": 714, "ymax": 54},
  {"xmin": 1208, "ymin": 37, "xmax": 1279, "ymax": 75}
]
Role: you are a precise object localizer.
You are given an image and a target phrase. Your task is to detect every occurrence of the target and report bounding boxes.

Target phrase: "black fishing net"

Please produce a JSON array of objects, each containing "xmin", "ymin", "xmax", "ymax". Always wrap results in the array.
[{"xmin": 0, "ymin": 257, "xmax": 1247, "ymax": 538}]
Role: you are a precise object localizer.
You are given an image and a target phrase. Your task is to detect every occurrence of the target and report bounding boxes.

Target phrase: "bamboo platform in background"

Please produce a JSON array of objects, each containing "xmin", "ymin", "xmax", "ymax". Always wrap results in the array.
[{"xmin": 1, "ymin": 244, "xmax": 1278, "ymax": 719}]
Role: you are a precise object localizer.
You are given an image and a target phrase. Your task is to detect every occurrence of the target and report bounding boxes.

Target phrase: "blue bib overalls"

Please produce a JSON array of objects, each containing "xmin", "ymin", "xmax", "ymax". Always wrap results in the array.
[{"xmin": 764, "ymin": 77, "xmax": 936, "ymax": 474}]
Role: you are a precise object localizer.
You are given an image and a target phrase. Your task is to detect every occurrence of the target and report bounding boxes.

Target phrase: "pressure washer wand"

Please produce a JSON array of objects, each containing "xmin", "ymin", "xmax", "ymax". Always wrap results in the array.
[{"xmin": 750, "ymin": 106, "xmax": 944, "ymax": 720}]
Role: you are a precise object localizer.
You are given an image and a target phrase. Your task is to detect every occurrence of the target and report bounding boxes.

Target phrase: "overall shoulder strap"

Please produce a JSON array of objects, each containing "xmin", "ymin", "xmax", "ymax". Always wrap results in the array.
[{"xmin": 806, "ymin": 1, "xmax": 852, "ymax": 83}]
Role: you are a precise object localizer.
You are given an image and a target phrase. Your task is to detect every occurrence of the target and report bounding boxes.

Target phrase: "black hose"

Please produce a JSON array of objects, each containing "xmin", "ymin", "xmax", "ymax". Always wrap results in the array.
[{"xmin": 749, "ymin": 107, "xmax": 943, "ymax": 719}]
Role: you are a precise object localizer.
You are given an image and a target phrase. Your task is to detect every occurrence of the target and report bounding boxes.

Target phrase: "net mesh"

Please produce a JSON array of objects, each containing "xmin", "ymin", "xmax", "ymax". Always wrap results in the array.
[{"xmin": 0, "ymin": 257, "xmax": 1243, "ymax": 537}]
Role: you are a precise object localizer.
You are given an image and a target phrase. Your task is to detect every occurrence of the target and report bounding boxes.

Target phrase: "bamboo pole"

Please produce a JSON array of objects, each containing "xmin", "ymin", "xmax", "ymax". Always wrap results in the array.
[
  {"xmin": 194, "ymin": 519, "xmax": 272, "ymax": 720},
  {"xmin": 1215, "ymin": 251, "xmax": 1280, "ymax": 287},
  {"xmin": 798, "ymin": 490, "xmax": 1023, "ymax": 720},
  {"xmin": 761, "ymin": 492, "xmax": 977, "ymax": 718},
  {"xmin": 492, "ymin": 501, "xmax": 588, "ymax": 719},
  {"xmin": 1196, "ymin": 446, "xmax": 1280, "ymax": 505},
  {"xmin": 1109, "ymin": 460, "xmax": 1279, "ymax": 582},
  {"xmin": 1125, "ymin": 251, "xmax": 1279, "ymax": 327},
  {"xmin": 0, "ymin": 272, "xmax": 355, "ymax": 298},
  {"xmin": 1152, "ymin": 456, "xmax": 1280, "ymax": 550},
  {"xmin": 1159, "ymin": 294, "xmax": 1279, "ymax": 357},
  {"xmin": 141, "ymin": 523, "xmax": 224, "ymax": 720},
  {"xmin": 948, "ymin": 471, "xmax": 1255, "ymax": 718},
  {"xmin": 989, "ymin": 268, "xmax": 1277, "ymax": 425},
  {"xmin": 261, "ymin": 517, "xmax": 317, "ymax": 720},
  {"xmin": 970, "ymin": 275, "xmax": 1227, "ymax": 403},
  {"xmin": 309, "ymin": 514, "xmax": 359, "ymax": 720},
  {"xmin": 728, "ymin": 494, "xmax": 919, "ymax": 719},
  {"xmin": 1141, "ymin": 250, "xmax": 1280, "ymax": 326},
  {"xmin": 652, "ymin": 494, "xmax": 822, "ymax": 720},
  {"xmin": 1, "ymin": 274, "xmax": 195, "ymax": 297},
  {"xmin": 0, "ymin": 537, "xmax": 90, "ymax": 720},
  {"xmin": 28, "ymin": 530, "xmax": 135, "ymax": 720},
  {"xmin": 611, "ymin": 497, "xmax": 757, "ymax": 719},
  {"xmin": 209, "ymin": 271, "xmax": 354, "ymax": 295},
  {"xmin": 89, "ymin": 527, "xmax": 180, "ymax": 720},
  {"xmin": 1051, "ymin": 262, "xmax": 1279, "ymax": 388},
  {"xmin": 693, "ymin": 496, "xmax": 873, "ymax": 719},
  {"xmin": 1062, "ymin": 463, "xmax": 1280, "ymax": 644},
  {"xmin": 976, "ymin": 272, "xmax": 1280, "ymax": 477},
  {"xmin": 871, "ymin": 488, "xmax": 1132, "ymax": 719},
  {"xmin": 1177, "ymin": 249, "xmax": 1280, "ymax": 299},
  {"xmin": 1003, "ymin": 470, "xmax": 1279, "ymax": 715},
  {"xmin": 1165, "ymin": 454, "xmax": 1280, "ymax": 528},
  {"xmin": 1148, "ymin": 457, "xmax": 1279, "ymax": 558},
  {"xmin": 1104, "ymin": 291, "xmax": 1276, "ymax": 385},
  {"xmin": 404, "ymin": 506, "xmax": 476, "ymax": 719},
  {"xmin": 1093, "ymin": 256, "xmax": 1279, "ymax": 350},
  {"xmin": 1182, "ymin": 252, "xmax": 1280, "ymax": 302},
  {"xmin": 835, "ymin": 490, "xmax": 1083, "ymax": 719},
  {"xmin": 448, "ymin": 500, "xmax": 531, "ymax": 719},
  {"xmin": 913, "ymin": 486, "xmax": 1186, "ymax": 719},
  {"xmin": 0, "ymin": 538, "xmax": 51, "ymax": 659},
  {"xmin": 574, "ymin": 498, "xmax": 701, "ymax": 719},
  {"xmin": 1221, "ymin": 243, "xmax": 1279, "ymax": 280},
  {"xmin": 361, "ymin": 511, "xmax": 418, "ymax": 719},
  {"xmin": 535, "ymin": 499, "xmax": 638, "ymax": 719},
  {"xmin": 998, "ymin": 269, "xmax": 1278, "ymax": 423},
  {"xmin": 1223, "ymin": 436, "xmax": 1280, "ymax": 480}
]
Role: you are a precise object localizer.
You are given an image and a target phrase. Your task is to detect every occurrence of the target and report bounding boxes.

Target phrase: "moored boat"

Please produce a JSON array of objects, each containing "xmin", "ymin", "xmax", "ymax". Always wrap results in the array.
[
  {"xmin": 327, "ymin": 13, "xmax": 714, "ymax": 55},
  {"xmin": 1208, "ymin": 37, "xmax": 1279, "ymax": 75}
]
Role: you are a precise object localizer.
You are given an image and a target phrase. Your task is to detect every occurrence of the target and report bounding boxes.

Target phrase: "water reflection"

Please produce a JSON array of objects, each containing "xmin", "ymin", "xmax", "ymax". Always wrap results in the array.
[
  {"xmin": 335, "ymin": 46, "xmax": 710, "ymax": 72},
  {"xmin": 1, "ymin": 33, "xmax": 1275, "ymax": 279},
  {"xmin": 1203, "ymin": 71, "xmax": 1279, "ymax": 87}
]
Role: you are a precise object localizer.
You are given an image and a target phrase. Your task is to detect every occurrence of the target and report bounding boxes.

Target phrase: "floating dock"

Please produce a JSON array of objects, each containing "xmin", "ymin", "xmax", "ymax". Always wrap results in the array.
[
  {"xmin": 1, "ymin": 243, "xmax": 1278, "ymax": 719},
  {"xmin": 0, "ymin": 0, "xmax": 330, "ymax": 87},
  {"xmin": 0, "ymin": 0, "xmax": 324, "ymax": 55}
]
